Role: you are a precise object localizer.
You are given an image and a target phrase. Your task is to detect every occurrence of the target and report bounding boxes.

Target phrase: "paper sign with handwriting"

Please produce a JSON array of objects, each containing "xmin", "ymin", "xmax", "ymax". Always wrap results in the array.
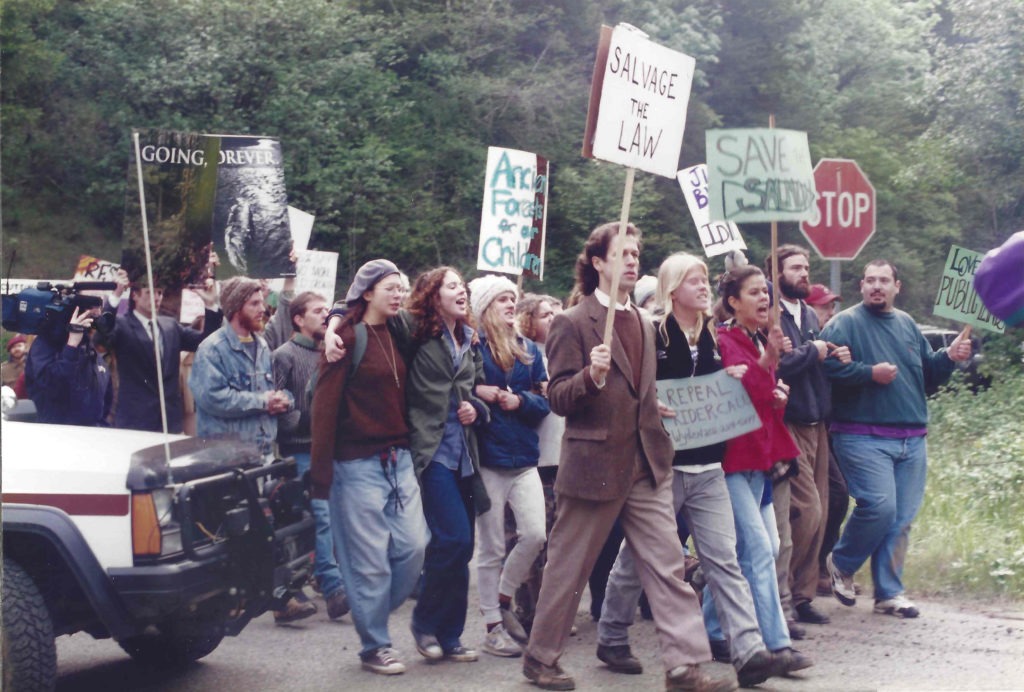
[
  {"xmin": 657, "ymin": 370, "xmax": 761, "ymax": 451},
  {"xmin": 677, "ymin": 164, "xmax": 747, "ymax": 257}
]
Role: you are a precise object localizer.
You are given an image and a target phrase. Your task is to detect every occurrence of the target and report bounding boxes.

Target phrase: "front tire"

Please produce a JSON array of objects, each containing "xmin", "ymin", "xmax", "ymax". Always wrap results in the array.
[{"xmin": 2, "ymin": 557, "xmax": 57, "ymax": 692}]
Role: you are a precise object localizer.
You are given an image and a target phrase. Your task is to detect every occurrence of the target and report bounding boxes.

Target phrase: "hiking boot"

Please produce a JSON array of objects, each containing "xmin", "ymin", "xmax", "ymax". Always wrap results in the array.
[
  {"xmin": 361, "ymin": 647, "xmax": 406, "ymax": 675},
  {"xmin": 596, "ymin": 643, "xmax": 643, "ymax": 674},
  {"xmin": 736, "ymin": 649, "xmax": 775, "ymax": 688},
  {"xmin": 709, "ymin": 638, "xmax": 731, "ymax": 663},
  {"xmin": 501, "ymin": 605, "xmax": 529, "ymax": 644},
  {"xmin": 794, "ymin": 601, "xmax": 830, "ymax": 625},
  {"xmin": 771, "ymin": 647, "xmax": 814, "ymax": 676},
  {"xmin": 825, "ymin": 553, "xmax": 857, "ymax": 606},
  {"xmin": 326, "ymin": 590, "xmax": 350, "ymax": 620},
  {"xmin": 273, "ymin": 596, "xmax": 318, "ymax": 624},
  {"xmin": 524, "ymin": 654, "xmax": 576, "ymax": 690},
  {"xmin": 444, "ymin": 644, "xmax": 479, "ymax": 662},
  {"xmin": 483, "ymin": 624, "xmax": 522, "ymax": 658},
  {"xmin": 874, "ymin": 594, "xmax": 920, "ymax": 618},
  {"xmin": 665, "ymin": 664, "xmax": 739, "ymax": 692},
  {"xmin": 411, "ymin": 626, "xmax": 443, "ymax": 660}
]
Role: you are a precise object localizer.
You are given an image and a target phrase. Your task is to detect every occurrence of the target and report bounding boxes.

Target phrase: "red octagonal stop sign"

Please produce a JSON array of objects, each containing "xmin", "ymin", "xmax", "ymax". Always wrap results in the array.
[{"xmin": 800, "ymin": 159, "xmax": 875, "ymax": 260}]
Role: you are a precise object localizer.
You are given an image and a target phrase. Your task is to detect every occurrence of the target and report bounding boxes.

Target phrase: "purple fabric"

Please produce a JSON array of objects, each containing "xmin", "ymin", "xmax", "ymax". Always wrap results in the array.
[{"xmin": 974, "ymin": 230, "xmax": 1024, "ymax": 327}]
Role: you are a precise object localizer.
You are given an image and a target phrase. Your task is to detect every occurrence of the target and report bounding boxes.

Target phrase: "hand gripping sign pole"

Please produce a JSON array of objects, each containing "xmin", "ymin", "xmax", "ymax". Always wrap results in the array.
[{"xmin": 132, "ymin": 131, "xmax": 173, "ymax": 466}]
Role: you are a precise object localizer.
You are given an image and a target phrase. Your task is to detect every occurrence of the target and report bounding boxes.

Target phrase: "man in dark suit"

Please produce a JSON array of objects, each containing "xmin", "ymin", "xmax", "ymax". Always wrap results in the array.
[
  {"xmin": 104, "ymin": 272, "xmax": 222, "ymax": 433},
  {"xmin": 522, "ymin": 222, "xmax": 736, "ymax": 692}
]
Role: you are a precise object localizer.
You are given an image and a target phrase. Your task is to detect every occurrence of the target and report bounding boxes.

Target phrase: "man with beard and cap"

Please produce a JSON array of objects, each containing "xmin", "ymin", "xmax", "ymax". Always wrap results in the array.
[
  {"xmin": 764, "ymin": 246, "xmax": 851, "ymax": 630},
  {"xmin": 190, "ymin": 276, "xmax": 294, "ymax": 458},
  {"xmin": 820, "ymin": 260, "xmax": 972, "ymax": 619},
  {"xmin": 190, "ymin": 276, "xmax": 312, "ymax": 623}
]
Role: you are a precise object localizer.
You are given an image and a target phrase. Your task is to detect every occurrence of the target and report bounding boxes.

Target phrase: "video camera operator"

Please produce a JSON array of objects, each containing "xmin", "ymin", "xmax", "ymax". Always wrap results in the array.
[{"xmin": 25, "ymin": 302, "xmax": 113, "ymax": 426}]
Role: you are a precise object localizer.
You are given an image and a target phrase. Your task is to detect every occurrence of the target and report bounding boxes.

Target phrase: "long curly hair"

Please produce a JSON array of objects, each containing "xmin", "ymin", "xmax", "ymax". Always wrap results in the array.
[
  {"xmin": 407, "ymin": 266, "xmax": 475, "ymax": 344},
  {"xmin": 516, "ymin": 293, "xmax": 561, "ymax": 341}
]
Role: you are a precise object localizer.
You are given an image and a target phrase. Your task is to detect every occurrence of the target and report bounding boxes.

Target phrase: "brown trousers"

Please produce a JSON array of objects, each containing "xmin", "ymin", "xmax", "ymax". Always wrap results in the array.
[
  {"xmin": 526, "ymin": 466, "xmax": 710, "ymax": 671},
  {"xmin": 785, "ymin": 422, "xmax": 830, "ymax": 606}
]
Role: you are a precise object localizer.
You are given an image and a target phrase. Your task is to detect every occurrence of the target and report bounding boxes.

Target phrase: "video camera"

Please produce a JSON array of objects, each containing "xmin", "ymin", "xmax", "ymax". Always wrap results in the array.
[{"xmin": 2, "ymin": 281, "xmax": 118, "ymax": 336}]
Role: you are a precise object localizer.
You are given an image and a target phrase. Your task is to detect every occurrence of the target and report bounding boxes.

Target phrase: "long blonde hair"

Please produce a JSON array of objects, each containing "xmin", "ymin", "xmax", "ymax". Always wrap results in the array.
[
  {"xmin": 481, "ymin": 297, "xmax": 532, "ymax": 372},
  {"xmin": 656, "ymin": 252, "xmax": 713, "ymax": 346}
]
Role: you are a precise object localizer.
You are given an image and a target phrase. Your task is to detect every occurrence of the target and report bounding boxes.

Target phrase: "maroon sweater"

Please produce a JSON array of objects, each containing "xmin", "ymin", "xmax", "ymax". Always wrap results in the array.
[{"xmin": 309, "ymin": 322, "xmax": 410, "ymax": 499}]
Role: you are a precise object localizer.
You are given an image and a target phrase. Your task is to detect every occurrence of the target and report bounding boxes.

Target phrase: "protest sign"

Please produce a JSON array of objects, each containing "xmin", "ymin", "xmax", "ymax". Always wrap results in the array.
[
  {"xmin": 583, "ymin": 24, "xmax": 696, "ymax": 178},
  {"xmin": 123, "ymin": 129, "xmax": 295, "ymax": 289},
  {"xmin": 477, "ymin": 147, "xmax": 548, "ymax": 279},
  {"xmin": 656, "ymin": 370, "xmax": 761, "ymax": 451},
  {"xmin": 934, "ymin": 245, "xmax": 1005, "ymax": 334},
  {"xmin": 73, "ymin": 255, "xmax": 121, "ymax": 283},
  {"xmin": 706, "ymin": 128, "xmax": 816, "ymax": 224},
  {"xmin": 677, "ymin": 164, "xmax": 747, "ymax": 257},
  {"xmin": 288, "ymin": 206, "xmax": 314, "ymax": 253},
  {"xmin": 295, "ymin": 250, "xmax": 338, "ymax": 300}
]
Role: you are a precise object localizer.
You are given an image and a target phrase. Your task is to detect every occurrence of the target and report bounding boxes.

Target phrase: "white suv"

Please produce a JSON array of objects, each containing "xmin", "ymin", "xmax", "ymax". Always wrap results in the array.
[{"xmin": 1, "ymin": 403, "xmax": 315, "ymax": 691}]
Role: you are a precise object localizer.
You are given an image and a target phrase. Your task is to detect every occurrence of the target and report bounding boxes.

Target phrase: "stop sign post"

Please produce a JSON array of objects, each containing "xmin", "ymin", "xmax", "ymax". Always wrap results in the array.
[{"xmin": 800, "ymin": 159, "xmax": 875, "ymax": 260}]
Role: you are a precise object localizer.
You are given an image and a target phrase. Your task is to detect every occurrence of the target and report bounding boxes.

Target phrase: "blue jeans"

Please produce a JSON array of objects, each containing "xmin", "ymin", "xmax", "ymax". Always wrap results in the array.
[
  {"xmin": 328, "ymin": 448, "xmax": 429, "ymax": 656},
  {"xmin": 703, "ymin": 471, "xmax": 791, "ymax": 651},
  {"xmin": 412, "ymin": 461, "xmax": 475, "ymax": 652},
  {"xmin": 293, "ymin": 453, "xmax": 345, "ymax": 600},
  {"xmin": 830, "ymin": 433, "xmax": 928, "ymax": 601}
]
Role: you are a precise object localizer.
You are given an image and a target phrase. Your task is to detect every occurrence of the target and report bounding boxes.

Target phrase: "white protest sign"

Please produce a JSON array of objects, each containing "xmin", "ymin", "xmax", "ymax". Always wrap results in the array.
[
  {"xmin": 74, "ymin": 255, "xmax": 121, "ymax": 283},
  {"xmin": 656, "ymin": 370, "xmax": 761, "ymax": 451},
  {"xmin": 677, "ymin": 164, "xmax": 747, "ymax": 257},
  {"xmin": 287, "ymin": 206, "xmax": 315, "ymax": 253},
  {"xmin": 295, "ymin": 250, "xmax": 338, "ymax": 301},
  {"xmin": 584, "ymin": 24, "xmax": 696, "ymax": 179},
  {"xmin": 477, "ymin": 146, "xmax": 548, "ymax": 279},
  {"xmin": 706, "ymin": 128, "xmax": 816, "ymax": 223}
]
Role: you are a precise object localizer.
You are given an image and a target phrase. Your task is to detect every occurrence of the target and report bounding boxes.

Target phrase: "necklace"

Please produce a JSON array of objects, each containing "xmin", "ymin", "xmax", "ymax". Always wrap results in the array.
[{"xmin": 368, "ymin": 323, "xmax": 400, "ymax": 388}]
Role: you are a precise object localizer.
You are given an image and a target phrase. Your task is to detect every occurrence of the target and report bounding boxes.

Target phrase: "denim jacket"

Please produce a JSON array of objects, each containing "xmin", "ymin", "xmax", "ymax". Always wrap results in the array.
[{"xmin": 189, "ymin": 323, "xmax": 293, "ymax": 456}]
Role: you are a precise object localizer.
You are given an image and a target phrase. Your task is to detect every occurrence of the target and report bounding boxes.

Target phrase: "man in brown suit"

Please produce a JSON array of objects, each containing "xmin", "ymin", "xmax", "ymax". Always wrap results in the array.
[{"xmin": 522, "ymin": 222, "xmax": 737, "ymax": 692}]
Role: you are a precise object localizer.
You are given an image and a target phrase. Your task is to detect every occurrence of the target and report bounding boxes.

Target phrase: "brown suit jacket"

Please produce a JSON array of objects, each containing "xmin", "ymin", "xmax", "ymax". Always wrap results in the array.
[{"xmin": 546, "ymin": 293, "xmax": 673, "ymax": 501}]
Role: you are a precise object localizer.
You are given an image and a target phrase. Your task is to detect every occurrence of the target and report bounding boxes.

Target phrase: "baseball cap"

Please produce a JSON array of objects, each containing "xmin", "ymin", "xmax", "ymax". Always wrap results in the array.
[{"xmin": 806, "ymin": 284, "xmax": 841, "ymax": 306}]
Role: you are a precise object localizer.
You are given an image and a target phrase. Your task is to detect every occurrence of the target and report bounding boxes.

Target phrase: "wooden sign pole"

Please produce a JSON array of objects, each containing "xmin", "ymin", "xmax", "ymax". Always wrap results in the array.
[
  {"xmin": 602, "ymin": 167, "xmax": 637, "ymax": 346},
  {"xmin": 768, "ymin": 113, "xmax": 781, "ymax": 327}
]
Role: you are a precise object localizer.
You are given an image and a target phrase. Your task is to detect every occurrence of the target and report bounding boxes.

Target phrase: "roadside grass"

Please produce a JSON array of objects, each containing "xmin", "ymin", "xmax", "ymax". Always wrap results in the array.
[{"xmin": 906, "ymin": 339, "xmax": 1024, "ymax": 601}]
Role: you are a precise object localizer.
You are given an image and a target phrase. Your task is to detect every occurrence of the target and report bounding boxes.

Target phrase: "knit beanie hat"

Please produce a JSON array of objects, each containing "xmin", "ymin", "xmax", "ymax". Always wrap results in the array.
[
  {"xmin": 974, "ymin": 230, "xmax": 1024, "ymax": 327},
  {"xmin": 6, "ymin": 334, "xmax": 27, "ymax": 353},
  {"xmin": 468, "ymin": 274, "xmax": 519, "ymax": 320},
  {"xmin": 219, "ymin": 276, "xmax": 263, "ymax": 319},
  {"xmin": 344, "ymin": 259, "xmax": 400, "ymax": 306},
  {"xmin": 634, "ymin": 275, "xmax": 658, "ymax": 308}
]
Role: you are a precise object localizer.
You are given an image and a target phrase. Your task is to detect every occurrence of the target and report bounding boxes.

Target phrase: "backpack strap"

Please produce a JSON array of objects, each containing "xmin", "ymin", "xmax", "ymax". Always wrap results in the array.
[{"xmin": 305, "ymin": 322, "xmax": 369, "ymax": 409}]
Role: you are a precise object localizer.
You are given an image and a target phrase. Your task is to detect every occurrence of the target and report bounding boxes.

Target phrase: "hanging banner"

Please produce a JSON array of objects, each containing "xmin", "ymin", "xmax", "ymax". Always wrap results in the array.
[
  {"xmin": 934, "ymin": 245, "xmax": 1005, "ymax": 334},
  {"xmin": 706, "ymin": 128, "xmax": 816, "ymax": 223},
  {"xmin": 123, "ymin": 129, "xmax": 295, "ymax": 291},
  {"xmin": 476, "ymin": 146, "xmax": 548, "ymax": 280},
  {"xmin": 677, "ymin": 164, "xmax": 747, "ymax": 257},
  {"xmin": 656, "ymin": 370, "xmax": 762, "ymax": 450},
  {"xmin": 582, "ymin": 24, "xmax": 696, "ymax": 179}
]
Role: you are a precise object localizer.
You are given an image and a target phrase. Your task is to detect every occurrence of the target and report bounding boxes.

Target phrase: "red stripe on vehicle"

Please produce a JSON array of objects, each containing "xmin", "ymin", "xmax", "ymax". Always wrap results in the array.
[{"xmin": 2, "ymin": 493, "xmax": 130, "ymax": 516}]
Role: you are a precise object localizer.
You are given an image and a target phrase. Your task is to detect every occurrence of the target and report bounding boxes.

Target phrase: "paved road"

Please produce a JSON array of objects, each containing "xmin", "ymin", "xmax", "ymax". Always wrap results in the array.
[{"xmin": 56, "ymin": 585, "xmax": 1024, "ymax": 691}]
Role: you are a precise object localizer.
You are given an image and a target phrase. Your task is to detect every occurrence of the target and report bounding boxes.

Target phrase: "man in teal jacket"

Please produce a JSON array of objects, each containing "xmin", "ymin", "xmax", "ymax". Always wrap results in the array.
[{"xmin": 820, "ymin": 260, "xmax": 972, "ymax": 619}]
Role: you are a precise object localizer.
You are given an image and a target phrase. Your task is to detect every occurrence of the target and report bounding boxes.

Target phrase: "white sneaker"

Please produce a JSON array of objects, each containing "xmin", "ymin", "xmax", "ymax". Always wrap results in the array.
[
  {"xmin": 483, "ymin": 623, "xmax": 522, "ymax": 658},
  {"xmin": 874, "ymin": 594, "xmax": 920, "ymax": 618},
  {"xmin": 826, "ymin": 553, "xmax": 857, "ymax": 606},
  {"xmin": 361, "ymin": 647, "xmax": 406, "ymax": 675}
]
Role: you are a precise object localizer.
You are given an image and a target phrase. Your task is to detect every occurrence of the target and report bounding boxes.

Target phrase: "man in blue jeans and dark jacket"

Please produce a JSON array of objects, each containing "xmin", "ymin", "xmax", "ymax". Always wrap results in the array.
[{"xmin": 820, "ymin": 259, "xmax": 971, "ymax": 618}]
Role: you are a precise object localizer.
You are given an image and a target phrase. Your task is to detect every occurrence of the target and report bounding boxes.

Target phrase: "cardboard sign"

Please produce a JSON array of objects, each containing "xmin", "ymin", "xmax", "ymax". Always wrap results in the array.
[
  {"xmin": 73, "ymin": 255, "xmax": 121, "ymax": 283},
  {"xmin": 934, "ymin": 245, "xmax": 1005, "ymax": 334},
  {"xmin": 656, "ymin": 370, "xmax": 762, "ymax": 451},
  {"xmin": 124, "ymin": 130, "xmax": 296, "ymax": 288},
  {"xmin": 706, "ymin": 128, "xmax": 816, "ymax": 223},
  {"xmin": 476, "ymin": 147, "xmax": 549, "ymax": 279},
  {"xmin": 677, "ymin": 164, "xmax": 747, "ymax": 257},
  {"xmin": 295, "ymin": 250, "xmax": 338, "ymax": 301},
  {"xmin": 583, "ymin": 24, "xmax": 696, "ymax": 179}
]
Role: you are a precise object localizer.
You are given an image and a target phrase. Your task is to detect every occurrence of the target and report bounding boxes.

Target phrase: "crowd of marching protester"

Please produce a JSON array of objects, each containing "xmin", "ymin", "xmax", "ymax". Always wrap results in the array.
[{"xmin": 6, "ymin": 225, "xmax": 1022, "ymax": 691}]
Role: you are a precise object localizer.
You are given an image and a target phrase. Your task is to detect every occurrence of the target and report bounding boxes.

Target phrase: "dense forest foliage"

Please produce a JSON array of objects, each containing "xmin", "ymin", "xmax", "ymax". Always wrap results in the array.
[{"xmin": 3, "ymin": 0, "xmax": 1022, "ymax": 321}]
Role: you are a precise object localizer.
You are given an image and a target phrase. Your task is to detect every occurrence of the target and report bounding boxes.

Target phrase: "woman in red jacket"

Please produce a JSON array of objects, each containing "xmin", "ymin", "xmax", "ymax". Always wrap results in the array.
[{"xmin": 705, "ymin": 264, "xmax": 810, "ymax": 671}]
